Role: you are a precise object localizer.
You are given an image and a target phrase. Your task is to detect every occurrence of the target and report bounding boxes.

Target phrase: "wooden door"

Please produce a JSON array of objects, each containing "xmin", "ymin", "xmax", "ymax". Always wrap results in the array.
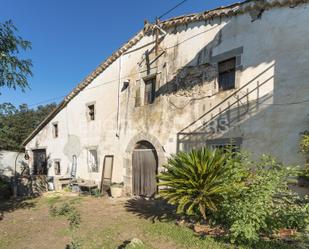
[
  {"xmin": 132, "ymin": 149, "xmax": 157, "ymax": 197},
  {"xmin": 32, "ymin": 149, "xmax": 47, "ymax": 175}
]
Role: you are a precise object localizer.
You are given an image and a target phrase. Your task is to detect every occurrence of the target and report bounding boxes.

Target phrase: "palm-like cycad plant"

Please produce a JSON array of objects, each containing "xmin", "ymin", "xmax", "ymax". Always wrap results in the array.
[{"xmin": 158, "ymin": 147, "xmax": 243, "ymax": 220}]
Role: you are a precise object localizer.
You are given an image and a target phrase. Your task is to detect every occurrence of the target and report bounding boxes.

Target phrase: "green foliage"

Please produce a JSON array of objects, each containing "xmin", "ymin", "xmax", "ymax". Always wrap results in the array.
[
  {"xmin": 299, "ymin": 131, "xmax": 309, "ymax": 177},
  {"xmin": 216, "ymin": 155, "xmax": 305, "ymax": 244},
  {"xmin": 0, "ymin": 178, "xmax": 11, "ymax": 199},
  {"xmin": 159, "ymin": 148, "xmax": 308, "ymax": 245},
  {"xmin": 0, "ymin": 102, "xmax": 56, "ymax": 151},
  {"xmin": 158, "ymin": 147, "xmax": 247, "ymax": 220},
  {"xmin": 270, "ymin": 193, "xmax": 309, "ymax": 231},
  {"xmin": 65, "ymin": 239, "xmax": 81, "ymax": 249},
  {"xmin": 91, "ymin": 188, "xmax": 102, "ymax": 198},
  {"xmin": 0, "ymin": 20, "xmax": 32, "ymax": 92},
  {"xmin": 49, "ymin": 202, "xmax": 81, "ymax": 229}
]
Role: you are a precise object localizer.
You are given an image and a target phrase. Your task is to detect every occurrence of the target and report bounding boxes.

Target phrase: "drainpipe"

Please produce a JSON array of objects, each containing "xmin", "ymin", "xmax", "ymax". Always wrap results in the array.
[{"xmin": 116, "ymin": 55, "xmax": 122, "ymax": 138}]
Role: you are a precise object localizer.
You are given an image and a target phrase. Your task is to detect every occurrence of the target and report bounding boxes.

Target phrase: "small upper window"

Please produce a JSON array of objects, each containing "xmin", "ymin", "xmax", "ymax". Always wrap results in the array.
[
  {"xmin": 218, "ymin": 57, "xmax": 236, "ymax": 91},
  {"xmin": 87, "ymin": 104, "xmax": 95, "ymax": 121},
  {"xmin": 87, "ymin": 149, "xmax": 98, "ymax": 172},
  {"xmin": 52, "ymin": 123, "xmax": 58, "ymax": 138},
  {"xmin": 144, "ymin": 77, "xmax": 156, "ymax": 105},
  {"xmin": 54, "ymin": 161, "xmax": 61, "ymax": 175}
]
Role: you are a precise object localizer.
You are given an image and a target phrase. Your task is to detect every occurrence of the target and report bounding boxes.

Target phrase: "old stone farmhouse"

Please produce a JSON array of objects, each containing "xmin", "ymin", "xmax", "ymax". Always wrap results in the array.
[{"xmin": 23, "ymin": 0, "xmax": 309, "ymax": 196}]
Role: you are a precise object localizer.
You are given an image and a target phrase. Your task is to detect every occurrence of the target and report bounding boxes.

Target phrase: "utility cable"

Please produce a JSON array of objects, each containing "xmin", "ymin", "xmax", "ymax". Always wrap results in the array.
[{"xmin": 158, "ymin": 0, "xmax": 189, "ymax": 20}]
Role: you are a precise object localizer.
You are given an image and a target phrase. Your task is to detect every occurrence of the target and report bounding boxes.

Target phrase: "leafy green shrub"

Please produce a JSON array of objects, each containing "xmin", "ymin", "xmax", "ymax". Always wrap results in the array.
[
  {"xmin": 49, "ymin": 202, "xmax": 81, "ymax": 229},
  {"xmin": 216, "ymin": 155, "xmax": 305, "ymax": 244},
  {"xmin": 270, "ymin": 193, "xmax": 309, "ymax": 231},
  {"xmin": 158, "ymin": 147, "xmax": 247, "ymax": 220}
]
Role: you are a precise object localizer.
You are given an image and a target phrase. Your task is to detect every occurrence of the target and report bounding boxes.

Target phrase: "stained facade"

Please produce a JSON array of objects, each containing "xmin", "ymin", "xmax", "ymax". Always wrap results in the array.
[{"xmin": 24, "ymin": 0, "xmax": 309, "ymax": 195}]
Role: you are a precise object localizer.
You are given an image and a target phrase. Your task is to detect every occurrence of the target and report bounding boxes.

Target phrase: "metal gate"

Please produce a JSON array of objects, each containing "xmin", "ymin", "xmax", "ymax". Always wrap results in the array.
[{"xmin": 132, "ymin": 149, "xmax": 157, "ymax": 197}]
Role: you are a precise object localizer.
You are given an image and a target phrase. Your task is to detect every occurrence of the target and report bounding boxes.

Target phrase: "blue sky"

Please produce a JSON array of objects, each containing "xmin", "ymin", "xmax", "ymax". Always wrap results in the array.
[{"xmin": 1, "ymin": 0, "xmax": 238, "ymax": 108}]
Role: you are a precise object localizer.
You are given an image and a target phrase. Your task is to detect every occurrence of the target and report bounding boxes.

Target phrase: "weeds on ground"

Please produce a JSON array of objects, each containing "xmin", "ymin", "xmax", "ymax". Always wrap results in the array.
[
  {"xmin": 49, "ymin": 202, "xmax": 81, "ymax": 229},
  {"xmin": 65, "ymin": 238, "xmax": 81, "ymax": 249}
]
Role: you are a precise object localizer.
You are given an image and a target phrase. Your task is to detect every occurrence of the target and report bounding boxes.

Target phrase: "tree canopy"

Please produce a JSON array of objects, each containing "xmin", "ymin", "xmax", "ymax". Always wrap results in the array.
[
  {"xmin": 0, "ymin": 20, "xmax": 32, "ymax": 92},
  {"xmin": 0, "ymin": 102, "xmax": 56, "ymax": 151}
]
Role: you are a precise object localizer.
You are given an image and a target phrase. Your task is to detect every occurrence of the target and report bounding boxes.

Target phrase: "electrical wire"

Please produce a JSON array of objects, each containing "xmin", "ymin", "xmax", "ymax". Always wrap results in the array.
[
  {"xmin": 24, "ymin": 18, "xmax": 309, "ymax": 109},
  {"xmin": 158, "ymin": 0, "xmax": 189, "ymax": 20},
  {"xmin": 27, "ymin": 23, "xmax": 221, "ymax": 108}
]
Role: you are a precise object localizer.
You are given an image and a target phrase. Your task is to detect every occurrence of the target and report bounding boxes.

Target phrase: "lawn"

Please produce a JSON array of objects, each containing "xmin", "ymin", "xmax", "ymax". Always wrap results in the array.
[{"xmin": 0, "ymin": 193, "xmax": 301, "ymax": 249}]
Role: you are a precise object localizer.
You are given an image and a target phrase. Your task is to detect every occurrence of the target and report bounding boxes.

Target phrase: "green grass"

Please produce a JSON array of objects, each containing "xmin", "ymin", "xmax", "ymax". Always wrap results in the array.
[{"xmin": 144, "ymin": 221, "xmax": 231, "ymax": 249}]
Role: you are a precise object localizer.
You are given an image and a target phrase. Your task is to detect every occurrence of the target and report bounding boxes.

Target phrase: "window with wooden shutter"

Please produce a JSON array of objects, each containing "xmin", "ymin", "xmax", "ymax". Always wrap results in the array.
[
  {"xmin": 218, "ymin": 57, "xmax": 236, "ymax": 91},
  {"xmin": 144, "ymin": 77, "xmax": 156, "ymax": 105}
]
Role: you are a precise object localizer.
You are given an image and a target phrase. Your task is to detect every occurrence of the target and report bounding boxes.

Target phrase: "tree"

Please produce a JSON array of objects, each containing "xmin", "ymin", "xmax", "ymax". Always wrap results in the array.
[
  {"xmin": 0, "ymin": 20, "xmax": 32, "ymax": 92},
  {"xmin": 0, "ymin": 102, "xmax": 56, "ymax": 151}
]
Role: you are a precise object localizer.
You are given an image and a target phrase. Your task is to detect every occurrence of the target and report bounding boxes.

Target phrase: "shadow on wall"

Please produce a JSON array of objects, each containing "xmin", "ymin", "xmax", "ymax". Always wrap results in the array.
[
  {"xmin": 137, "ymin": 9, "xmax": 309, "ymax": 159},
  {"xmin": 177, "ymin": 63, "xmax": 275, "ymax": 152}
]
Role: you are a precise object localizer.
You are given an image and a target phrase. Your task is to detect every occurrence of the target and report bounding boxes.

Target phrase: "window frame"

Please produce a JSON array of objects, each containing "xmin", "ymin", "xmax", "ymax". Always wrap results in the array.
[
  {"xmin": 218, "ymin": 57, "xmax": 236, "ymax": 91},
  {"xmin": 206, "ymin": 137, "xmax": 242, "ymax": 153},
  {"xmin": 54, "ymin": 160, "xmax": 61, "ymax": 175},
  {"xmin": 87, "ymin": 148, "xmax": 99, "ymax": 173},
  {"xmin": 52, "ymin": 122, "xmax": 59, "ymax": 138},
  {"xmin": 86, "ymin": 103, "xmax": 96, "ymax": 121},
  {"xmin": 143, "ymin": 75, "xmax": 156, "ymax": 105}
]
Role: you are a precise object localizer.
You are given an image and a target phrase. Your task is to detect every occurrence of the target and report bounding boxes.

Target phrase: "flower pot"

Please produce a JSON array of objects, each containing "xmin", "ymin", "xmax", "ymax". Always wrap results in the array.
[{"xmin": 110, "ymin": 186, "xmax": 122, "ymax": 198}]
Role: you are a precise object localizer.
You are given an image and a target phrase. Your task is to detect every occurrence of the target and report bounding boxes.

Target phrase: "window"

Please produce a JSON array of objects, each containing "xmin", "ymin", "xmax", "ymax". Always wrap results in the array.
[
  {"xmin": 87, "ymin": 104, "xmax": 95, "ymax": 121},
  {"xmin": 207, "ymin": 137, "xmax": 242, "ymax": 153},
  {"xmin": 218, "ymin": 57, "xmax": 236, "ymax": 91},
  {"xmin": 144, "ymin": 77, "xmax": 156, "ymax": 104},
  {"xmin": 87, "ymin": 149, "xmax": 98, "ymax": 172},
  {"xmin": 54, "ymin": 161, "xmax": 61, "ymax": 175},
  {"xmin": 52, "ymin": 122, "xmax": 58, "ymax": 138}
]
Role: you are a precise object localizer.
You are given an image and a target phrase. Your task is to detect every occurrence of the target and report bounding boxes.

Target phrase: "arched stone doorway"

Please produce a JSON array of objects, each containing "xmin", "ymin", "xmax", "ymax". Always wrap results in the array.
[
  {"xmin": 132, "ymin": 141, "xmax": 158, "ymax": 196},
  {"xmin": 123, "ymin": 133, "xmax": 166, "ymax": 196}
]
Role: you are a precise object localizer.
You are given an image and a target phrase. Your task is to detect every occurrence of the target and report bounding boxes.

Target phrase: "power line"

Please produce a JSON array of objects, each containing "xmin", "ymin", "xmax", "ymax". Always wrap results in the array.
[
  {"xmin": 23, "ymin": 21, "xmax": 309, "ymax": 109},
  {"xmin": 158, "ymin": 0, "xmax": 189, "ymax": 20}
]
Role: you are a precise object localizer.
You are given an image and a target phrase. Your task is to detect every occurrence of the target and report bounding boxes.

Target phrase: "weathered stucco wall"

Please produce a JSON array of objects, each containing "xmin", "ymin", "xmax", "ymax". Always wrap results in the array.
[
  {"xmin": 25, "ymin": 2, "xmax": 309, "ymax": 192},
  {"xmin": 0, "ymin": 150, "xmax": 26, "ymax": 178}
]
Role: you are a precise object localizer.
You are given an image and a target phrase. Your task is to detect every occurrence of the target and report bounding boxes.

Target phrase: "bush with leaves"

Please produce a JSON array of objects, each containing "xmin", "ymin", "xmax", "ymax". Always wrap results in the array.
[
  {"xmin": 159, "ymin": 147, "xmax": 308, "ymax": 245},
  {"xmin": 216, "ymin": 155, "xmax": 306, "ymax": 244},
  {"xmin": 158, "ymin": 147, "xmax": 248, "ymax": 220}
]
